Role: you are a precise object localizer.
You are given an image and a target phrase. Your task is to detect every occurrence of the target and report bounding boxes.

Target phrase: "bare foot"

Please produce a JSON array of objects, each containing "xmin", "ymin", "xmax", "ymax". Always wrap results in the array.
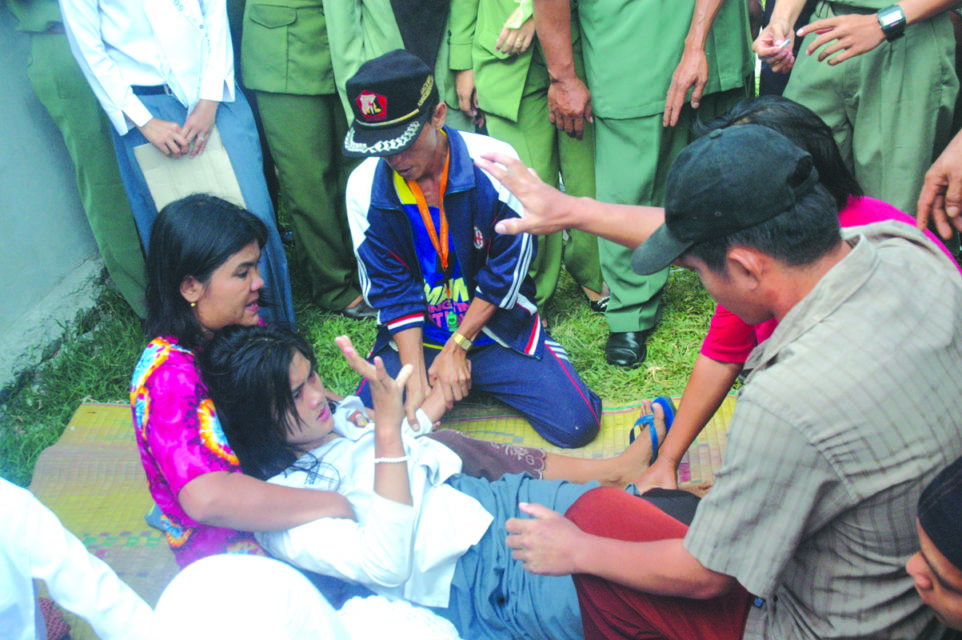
[{"xmin": 606, "ymin": 400, "xmax": 667, "ymax": 488}]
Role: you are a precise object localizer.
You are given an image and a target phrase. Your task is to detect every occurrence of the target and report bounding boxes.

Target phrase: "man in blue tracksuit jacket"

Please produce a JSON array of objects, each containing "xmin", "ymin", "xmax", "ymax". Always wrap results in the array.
[{"xmin": 344, "ymin": 49, "xmax": 601, "ymax": 448}]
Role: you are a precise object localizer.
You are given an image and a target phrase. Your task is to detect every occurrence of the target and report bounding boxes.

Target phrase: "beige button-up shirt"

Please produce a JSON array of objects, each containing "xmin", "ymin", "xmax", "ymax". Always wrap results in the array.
[{"xmin": 685, "ymin": 221, "xmax": 962, "ymax": 640}]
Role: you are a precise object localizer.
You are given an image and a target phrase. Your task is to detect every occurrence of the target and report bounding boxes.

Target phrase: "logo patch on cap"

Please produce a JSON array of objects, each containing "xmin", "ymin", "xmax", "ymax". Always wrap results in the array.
[
  {"xmin": 357, "ymin": 90, "xmax": 387, "ymax": 121},
  {"xmin": 473, "ymin": 226, "xmax": 484, "ymax": 249}
]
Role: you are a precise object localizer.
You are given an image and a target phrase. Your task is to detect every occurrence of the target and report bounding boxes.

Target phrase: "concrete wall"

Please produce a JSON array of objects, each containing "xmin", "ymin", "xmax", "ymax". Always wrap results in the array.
[{"xmin": 0, "ymin": 6, "xmax": 103, "ymax": 391}]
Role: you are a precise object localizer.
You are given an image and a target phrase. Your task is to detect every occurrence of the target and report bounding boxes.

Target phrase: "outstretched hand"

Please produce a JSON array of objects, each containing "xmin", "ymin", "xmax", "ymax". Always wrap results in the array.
[
  {"xmin": 475, "ymin": 152, "xmax": 566, "ymax": 236},
  {"xmin": 797, "ymin": 13, "xmax": 884, "ymax": 65},
  {"xmin": 505, "ymin": 502, "xmax": 584, "ymax": 575},
  {"xmin": 335, "ymin": 335, "xmax": 413, "ymax": 430}
]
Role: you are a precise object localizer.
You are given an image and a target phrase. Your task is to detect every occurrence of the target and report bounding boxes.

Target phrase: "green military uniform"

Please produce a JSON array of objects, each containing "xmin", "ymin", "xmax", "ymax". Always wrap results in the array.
[
  {"xmin": 784, "ymin": 0, "xmax": 957, "ymax": 215},
  {"xmin": 322, "ymin": 0, "xmax": 475, "ymax": 132},
  {"xmin": 6, "ymin": 0, "xmax": 147, "ymax": 318},
  {"xmin": 577, "ymin": 0, "xmax": 753, "ymax": 334},
  {"xmin": 241, "ymin": 0, "xmax": 361, "ymax": 311},
  {"xmin": 449, "ymin": 0, "xmax": 603, "ymax": 306}
]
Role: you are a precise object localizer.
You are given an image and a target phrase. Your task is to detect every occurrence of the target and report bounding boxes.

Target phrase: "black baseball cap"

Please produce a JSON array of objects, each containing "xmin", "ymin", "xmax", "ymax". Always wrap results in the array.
[
  {"xmin": 919, "ymin": 456, "xmax": 962, "ymax": 571},
  {"xmin": 631, "ymin": 124, "xmax": 820, "ymax": 275},
  {"xmin": 343, "ymin": 49, "xmax": 440, "ymax": 158}
]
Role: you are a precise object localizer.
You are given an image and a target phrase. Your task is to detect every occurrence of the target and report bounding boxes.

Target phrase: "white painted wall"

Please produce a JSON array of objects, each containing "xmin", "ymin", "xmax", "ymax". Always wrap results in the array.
[{"xmin": 0, "ymin": 6, "xmax": 103, "ymax": 389}]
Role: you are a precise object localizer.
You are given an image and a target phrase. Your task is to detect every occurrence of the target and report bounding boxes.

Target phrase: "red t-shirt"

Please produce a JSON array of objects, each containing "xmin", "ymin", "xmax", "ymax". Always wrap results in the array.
[{"xmin": 700, "ymin": 196, "xmax": 962, "ymax": 364}]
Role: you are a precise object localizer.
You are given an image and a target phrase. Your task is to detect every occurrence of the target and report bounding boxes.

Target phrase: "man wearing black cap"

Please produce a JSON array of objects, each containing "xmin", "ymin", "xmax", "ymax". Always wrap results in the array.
[
  {"xmin": 343, "ymin": 49, "xmax": 602, "ymax": 448},
  {"xmin": 909, "ymin": 456, "xmax": 962, "ymax": 632},
  {"xmin": 505, "ymin": 124, "xmax": 962, "ymax": 639}
]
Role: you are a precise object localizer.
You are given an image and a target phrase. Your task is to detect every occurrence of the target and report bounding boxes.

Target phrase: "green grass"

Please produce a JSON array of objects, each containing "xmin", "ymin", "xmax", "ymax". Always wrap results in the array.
[{"xmin": 0, "ymin": 260, "xmax": 713, "ymax": 487}]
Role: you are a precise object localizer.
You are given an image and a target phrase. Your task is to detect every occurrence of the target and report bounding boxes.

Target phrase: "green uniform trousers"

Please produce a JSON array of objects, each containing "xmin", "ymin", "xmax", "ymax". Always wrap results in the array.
[
  {"xmin": 596, "ymin": 87, "xmax": 748, "ymax": 333},
  {"xmin": 254, "ymin": 91, "xmax": 360, "ymax": 310},
  {"xmin": 785, "ymin": 1, "xmax": 957, "ymax": 215},
  {"xmin": 27, "ymin": 33, "xmax": 147, "ymax": 317},
  {"xmin": 484, "ymin": 49, "xmax": 602, "ymax": 306}
]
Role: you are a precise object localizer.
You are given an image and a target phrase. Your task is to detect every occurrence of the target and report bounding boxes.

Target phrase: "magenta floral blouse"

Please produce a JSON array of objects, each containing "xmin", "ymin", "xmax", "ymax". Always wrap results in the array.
[{"xmin": 130, "ymin": 336, "xmax": 264, "ymax": 567}]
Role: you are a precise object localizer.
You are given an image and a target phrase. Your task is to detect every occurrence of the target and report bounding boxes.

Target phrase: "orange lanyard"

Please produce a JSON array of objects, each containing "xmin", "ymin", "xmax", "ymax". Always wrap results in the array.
[{"xmin": 406, "ymin": 149, "xmax": 451, "ymax": 277}]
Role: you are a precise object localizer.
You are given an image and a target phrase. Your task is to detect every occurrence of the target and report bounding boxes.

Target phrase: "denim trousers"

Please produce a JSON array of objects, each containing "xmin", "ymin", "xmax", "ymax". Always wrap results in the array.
[{"xmin": 109, "ymin": 87, "xmax": 295, "ymax": 327}]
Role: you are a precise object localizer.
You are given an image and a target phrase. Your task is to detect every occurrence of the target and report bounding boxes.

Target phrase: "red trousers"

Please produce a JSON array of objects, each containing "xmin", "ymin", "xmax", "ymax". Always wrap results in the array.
[{"xmin": 565, "ymin": 487, "xmax": 753, "ymax": 640}]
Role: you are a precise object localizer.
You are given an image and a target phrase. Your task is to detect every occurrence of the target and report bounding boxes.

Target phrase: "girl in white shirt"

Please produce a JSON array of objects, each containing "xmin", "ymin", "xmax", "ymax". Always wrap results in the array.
[
  {"xmin": 200, "ymin": 323, "xmax": 626, "ymax": 640},
  {"xmin": 59, "ymin": 0, "xmax": 295, "ymax": 326}
]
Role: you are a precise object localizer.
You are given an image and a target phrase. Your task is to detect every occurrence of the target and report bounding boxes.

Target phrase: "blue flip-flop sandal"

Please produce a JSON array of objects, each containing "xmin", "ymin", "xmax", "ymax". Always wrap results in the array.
[{"xmin": 629, "ymin": 396, "xmax": 677, "ymax": 465}]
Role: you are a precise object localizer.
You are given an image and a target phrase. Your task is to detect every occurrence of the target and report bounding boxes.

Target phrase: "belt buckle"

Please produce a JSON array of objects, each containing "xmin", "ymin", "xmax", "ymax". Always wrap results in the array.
[{"xmin": 163, "ymin": 85, "xmax": 174, "ymax": 97}]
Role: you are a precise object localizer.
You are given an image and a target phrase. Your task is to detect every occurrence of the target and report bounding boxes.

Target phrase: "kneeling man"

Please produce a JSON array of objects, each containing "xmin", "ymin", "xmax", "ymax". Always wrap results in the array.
[{"xmin": 344, "ymin": 50, "xmax": 601, "ymax": 448}]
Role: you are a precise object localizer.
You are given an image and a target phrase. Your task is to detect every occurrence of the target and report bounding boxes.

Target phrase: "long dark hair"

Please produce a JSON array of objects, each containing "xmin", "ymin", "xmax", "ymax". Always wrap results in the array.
[
  {"xmin": 145, "ymin": 194, "xmax": 268, "ymax": 350},
  {"xmin": 694, "ymin": 95, "xmax": 863, "ymax": 210},
  {"xmin": 200, "ymin": 324, "xmax": 336, "ymax": 482}
]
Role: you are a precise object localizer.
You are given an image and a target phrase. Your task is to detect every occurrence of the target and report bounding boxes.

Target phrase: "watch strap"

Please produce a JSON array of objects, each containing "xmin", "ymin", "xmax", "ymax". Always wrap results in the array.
[
  {"xmin": 452, "ymin": 332, "xmax": 473, "ymax": 351},
  {"xmin": 877, "ymin": 4, "xmax": 906, "ymax": 41}
]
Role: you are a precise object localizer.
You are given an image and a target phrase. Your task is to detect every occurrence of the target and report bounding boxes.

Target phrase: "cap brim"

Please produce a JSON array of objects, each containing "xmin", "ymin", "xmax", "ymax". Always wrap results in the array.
[
  {"xmin": 343, "ymin": 108, "xmax": 432, "ymax": 158},
  {"xmin": 630, "ymin": 224, "xmax": 693, "ymax": 275}
]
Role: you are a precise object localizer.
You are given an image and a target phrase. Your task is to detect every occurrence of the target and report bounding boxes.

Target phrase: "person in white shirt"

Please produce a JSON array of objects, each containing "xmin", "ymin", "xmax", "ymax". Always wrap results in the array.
[
  {"xmin": 58, "ymin": 0, "xmax": 295, "ymax": 326},
  {"xmin": 199, "ymin": 323, "xmax": 624, "ymax": 640},
  {"xmin": 0, "ymin": 477, "xmax": 153, "ymax": 640}
]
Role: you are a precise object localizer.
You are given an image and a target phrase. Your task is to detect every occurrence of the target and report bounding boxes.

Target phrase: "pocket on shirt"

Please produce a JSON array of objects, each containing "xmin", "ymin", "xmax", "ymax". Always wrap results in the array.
[{"xmin": 242, "ymin": 3, "xmax": 331, "ymax": 94}]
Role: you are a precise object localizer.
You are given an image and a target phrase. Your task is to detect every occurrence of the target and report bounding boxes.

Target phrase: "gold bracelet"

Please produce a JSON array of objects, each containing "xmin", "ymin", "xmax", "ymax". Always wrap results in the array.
[{"xmin": 452, "ymin": 332, "xmax": 473, "ymax": 351}]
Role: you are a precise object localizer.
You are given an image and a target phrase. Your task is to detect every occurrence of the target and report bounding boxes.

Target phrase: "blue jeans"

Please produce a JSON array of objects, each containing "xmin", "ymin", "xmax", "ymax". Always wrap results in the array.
[{"xmin": 109, "ymin": 87, "xmax": 295, "ymax": 327}]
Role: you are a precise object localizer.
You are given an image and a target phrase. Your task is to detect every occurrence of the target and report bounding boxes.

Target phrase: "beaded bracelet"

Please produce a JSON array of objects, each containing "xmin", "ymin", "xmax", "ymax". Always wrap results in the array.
[{"xmin": 373, "ymin": 455, "xmax": 409, "ymax": 464}]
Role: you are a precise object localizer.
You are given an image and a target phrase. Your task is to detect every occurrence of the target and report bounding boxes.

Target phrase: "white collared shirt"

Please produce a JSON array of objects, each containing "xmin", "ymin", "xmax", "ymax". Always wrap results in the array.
[
  {"xmin": 257, "ymin": 398, "xmax": 493, "ymax": 608},
  {"xmin": 59, "ymin": 0, "xmax": 234, "ymax": 134},
  {"xmin": 0, "ymin": 478, "xmax": 154, "ymax": 640}
]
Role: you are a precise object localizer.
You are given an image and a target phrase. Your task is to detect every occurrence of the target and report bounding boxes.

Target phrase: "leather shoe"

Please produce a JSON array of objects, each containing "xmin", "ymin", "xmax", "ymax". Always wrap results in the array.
[
  {"xmin": 605, "ymin": 331, "xmax": 648, "ymax": 368},
  {"xmin": 341, "ymin": 298, "xmax": 378, "ymax": 320}
]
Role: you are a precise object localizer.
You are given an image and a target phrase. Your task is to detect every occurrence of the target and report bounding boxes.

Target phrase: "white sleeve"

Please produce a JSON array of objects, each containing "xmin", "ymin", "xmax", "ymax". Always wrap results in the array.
[
  {"xmin": 0, "ymin": 479, "xmax": 154, "ymax": 640},
  {"xmin": 257, "ymin": 494, "xmax": 416, "ymax": 589},
  {"xmin": 58, "ymin": 0, "xmax": 152, "ymax": 133},
  {"xmin": 198, "ymin": 0, "xmax": 235, "ymax": 103}
]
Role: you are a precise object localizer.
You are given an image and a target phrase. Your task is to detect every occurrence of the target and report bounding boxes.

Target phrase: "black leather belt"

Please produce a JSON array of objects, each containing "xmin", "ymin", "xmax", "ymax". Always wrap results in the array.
[{"xmin": 131, "ymin": 85, "xmax": 174, "ymax": 96}]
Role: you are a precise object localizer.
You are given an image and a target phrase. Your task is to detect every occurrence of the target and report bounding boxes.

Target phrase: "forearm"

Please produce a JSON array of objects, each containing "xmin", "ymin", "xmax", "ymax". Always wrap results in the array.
[
  {"xmin": 374, "ymin": 422, "xmax": 412, "ymax": 506},
  {"xmin": 178, "ymin": 471, "xmax": 355, "ymax": 531},
  {"xmin": 532, "ymin": 0, "xmax": 577, "ymax": 80},
  {"xmin": 657, "ymin": 355, "xmax": 743, "ymax": 467},
  {"xmin": 58, "ymin": 0, "xmax": 152, "ymax": 131},
  {"xmin": 568, "ymin": 198, "xmax": 665, "ymax": 248},
  {"xmin": 394, "ymin": 327, "xmax": 428, "ymax": 378},
  {"xmin": 573, "ymin": 535, "xmax": 735, "ymax": 598},
  {"xmin": 898, "ymin": 0, "xmax": 960, "ymax": 24},
  {"xmin": 768, "ymin": 0, "xmax": 810, "ymax": 27},
  {"xmin": 451, "ymin": 297, "xmax": 497, "ymax": 342},
  {"xmin": 684, "ymin": 0, "xmax": 725, "ymax": 50}
]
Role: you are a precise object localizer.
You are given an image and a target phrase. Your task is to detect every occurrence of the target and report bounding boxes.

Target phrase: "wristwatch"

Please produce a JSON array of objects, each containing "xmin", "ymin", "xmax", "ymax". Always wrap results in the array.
[
  {"xmin": 452, "ymin": 332, "xmax": 473, "ymax": 351},
  {"xmin": 877, "ymin": 4, "xmax": 906, "ymax": 41}
]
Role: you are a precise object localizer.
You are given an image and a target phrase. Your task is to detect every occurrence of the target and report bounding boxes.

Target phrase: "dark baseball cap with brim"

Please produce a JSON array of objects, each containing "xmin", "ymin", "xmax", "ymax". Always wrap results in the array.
[
  {"xmin": 919, "ymin": 455, "xmax": 962, "ymax": 572},
  {"xmin": 343, "ymin": 49, "xmax": 440, "ymax": 158},
  {"xmin": 631, "ymin": 124, "xmax": 820, "ymax": 275}
]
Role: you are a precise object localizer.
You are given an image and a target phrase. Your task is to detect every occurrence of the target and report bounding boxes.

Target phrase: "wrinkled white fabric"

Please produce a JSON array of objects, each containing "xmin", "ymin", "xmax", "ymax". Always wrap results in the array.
[
  {"xmin": 154, "ymin": 554, "xmax": 350, "ymax": 640},
  {"xmin": 0, "ymin": 477, "xmax": 153, "ymax": 640},
  {"xmin": 338, "ymin": 595, "xmax": 463, "ymax": 640}
]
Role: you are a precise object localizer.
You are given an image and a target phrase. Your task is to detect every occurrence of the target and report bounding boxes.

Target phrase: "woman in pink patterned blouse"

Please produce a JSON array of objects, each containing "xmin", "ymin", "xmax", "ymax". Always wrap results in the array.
[{"xmin": 130, "ymin": 194, "xmax": 353, "ymax": 568}]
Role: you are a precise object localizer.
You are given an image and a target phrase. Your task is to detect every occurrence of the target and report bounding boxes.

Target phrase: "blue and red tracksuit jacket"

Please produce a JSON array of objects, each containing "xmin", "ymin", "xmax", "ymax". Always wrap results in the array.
[{"xmin": 346, "ymin": 126, "xmax": 544, "ymax": 359}]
